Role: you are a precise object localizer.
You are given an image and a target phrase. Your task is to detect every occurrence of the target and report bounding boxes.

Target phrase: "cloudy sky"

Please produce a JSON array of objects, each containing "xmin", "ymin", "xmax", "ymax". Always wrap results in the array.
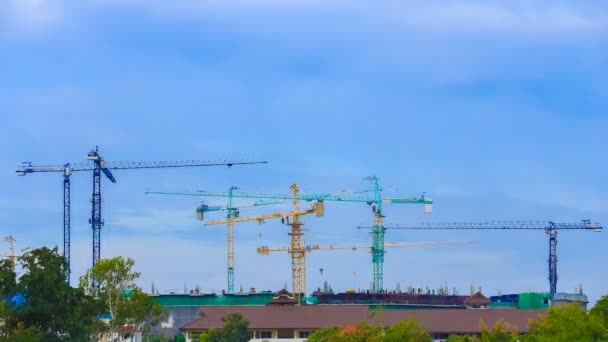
[{"xmin": 0, "ymin": 1, "xmax": 607, "ymax": 304}]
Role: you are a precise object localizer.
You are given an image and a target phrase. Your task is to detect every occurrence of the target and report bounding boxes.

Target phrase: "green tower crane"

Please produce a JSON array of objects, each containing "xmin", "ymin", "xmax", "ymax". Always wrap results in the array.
[{"xmin": 146, "ymin": 176, "xmax": 432, "ymax": 294}]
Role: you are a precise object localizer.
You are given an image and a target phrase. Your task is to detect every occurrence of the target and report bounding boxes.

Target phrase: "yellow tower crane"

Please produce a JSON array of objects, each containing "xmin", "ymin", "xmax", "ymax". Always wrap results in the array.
[
  {"xmin": 257, "ymin": 240, "xmax": 476, "ymax": 298},
  {"xmin": 203, "ymin": 184, "xmax": 324, "ymax": 304},
  {"xmin": 145, "ymin": 179, "xmax": 431, "ymax": 299},
  {"xmin": 194, "ymin": 186, "xmax": 284, "ymax": 294},
  {"xmin": 1, "ymin": 235, "xmax": 17, "ymax": 271},
  {"xmin": 257, "ymin": 240, "xmax": 478, "ymax": 255}
]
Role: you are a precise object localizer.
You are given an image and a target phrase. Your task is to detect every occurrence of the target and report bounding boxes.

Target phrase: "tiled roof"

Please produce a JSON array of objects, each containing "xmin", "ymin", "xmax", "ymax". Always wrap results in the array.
[
  {"xmin": 465, "ymin": 292, "xmax": 491, "ymax": 306},
  {"xmin": 267, "ymin": 289, "xmax": 297, "ymax": 305},
  {"xmin": 181, "ymin": 306, "xmax": 545, "ymax": 333}
]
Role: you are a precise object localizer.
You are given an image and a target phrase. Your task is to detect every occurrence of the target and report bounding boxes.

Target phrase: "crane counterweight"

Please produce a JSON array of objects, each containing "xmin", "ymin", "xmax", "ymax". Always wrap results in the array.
[{"xmin": 16, "ymin": 147, "xmax": 266, "ymax": 283}]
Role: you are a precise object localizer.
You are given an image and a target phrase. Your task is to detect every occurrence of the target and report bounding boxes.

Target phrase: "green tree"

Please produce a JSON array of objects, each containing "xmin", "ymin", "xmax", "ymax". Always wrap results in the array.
[
  {"xmin": 307, "ymin": 322, "xmax": 383, "ymax": 342},
  {"xmin": 479, "ymin": 320, "xmax": 519, "ymax": 342},
  {"xmin": 0, "ymin": 325, "xmax": 44, "ymax": 342},
  {"xmin": 446, "ymin": 336, "xmax": 478, "ymax": 342},
  {"xmin": 197, "ymin": 329, "xmax": 220, "ymax": 342},
  {"xmin": 194, "ymin": 313, "xmax": 249, "ymax": 342},
  {"xmin": 0, "ymin": 258, "xmax": 17, "ymax": 336},
  {"xmin": 307, "ymin": 327, "xmax": 340, "ymax": 342},
  {"xmin": 384, "ymin": 318, "xmax": 430, "ymax": 342},
  {"xmin": 218, "ymin": 313, "xmax": 250, "ymax": 342},
  {"xmin": 525, "ymin": 303, "xmax": 608, "ymax": 342},
  {"xmin": 121, "ymin": 288, "xmax": 168, "ymax": 337},
  {"xmin": 0, "ymin": 247, "xmax": 104, "ymax": 341},
  {"xmin": 591, "ymin": 295, "xmax": 608, "ymax": 329},
  {"xmin": 0, "ymin": 259, "xmax": 17, "ymax": 296},
  {"xmin": 80, "ymin": 257, "xmax": 167, "ymax": 340}
]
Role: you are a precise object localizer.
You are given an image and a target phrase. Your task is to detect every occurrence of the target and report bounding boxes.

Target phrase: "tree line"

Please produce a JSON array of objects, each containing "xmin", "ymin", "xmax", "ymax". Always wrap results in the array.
[
  {"xmin": 2, "ymin": 246, "xmax": 608, "ymax": 341},
  {"xmin": 0, "ymin": 247, "xmax": 167, "ymax": 341}
]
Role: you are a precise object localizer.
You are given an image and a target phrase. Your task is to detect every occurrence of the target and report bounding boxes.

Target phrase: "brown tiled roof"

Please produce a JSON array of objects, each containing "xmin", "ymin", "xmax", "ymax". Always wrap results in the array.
[
  {"xmin": 465, "ymin": 292, "xmax": 491, "ymax": 306},
  {"xmin": 180, "ymin": 306, "xmax": 545, "ymax": 333},
  {"xmin": 182, "ymin": 305, "xmax": 368, "ymax": 331},
  {"xmin": 267, "ymin": 289, "xmax": 297, "ymax": 305}
]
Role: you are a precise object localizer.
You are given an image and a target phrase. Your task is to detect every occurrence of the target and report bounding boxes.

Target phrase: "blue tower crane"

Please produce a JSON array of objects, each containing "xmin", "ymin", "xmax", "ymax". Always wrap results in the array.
[
  {"xmin": 358, "ymin": 220, "xmax": 603, "ymax": 294},
  {"xmin": 16, "ymin": 147, "xmax": 267, "ymax": 282}
]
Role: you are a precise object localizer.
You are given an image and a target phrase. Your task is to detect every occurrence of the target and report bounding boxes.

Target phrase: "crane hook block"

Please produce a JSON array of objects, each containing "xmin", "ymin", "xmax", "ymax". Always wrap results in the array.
[{"xmin": 313, "ymin": 202, "xmax": 325, "ymax": 217}]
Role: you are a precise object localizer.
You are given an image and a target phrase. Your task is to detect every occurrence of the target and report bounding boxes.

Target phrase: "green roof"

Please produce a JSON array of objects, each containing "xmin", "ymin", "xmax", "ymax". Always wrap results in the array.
[{"xmin": 151, "ymin": 293, "xmax": 275, "ymax": 306}]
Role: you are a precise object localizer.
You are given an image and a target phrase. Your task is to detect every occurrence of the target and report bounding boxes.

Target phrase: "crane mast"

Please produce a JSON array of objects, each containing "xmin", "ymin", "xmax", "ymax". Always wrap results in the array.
[
  {"xmin": 147, "ymin": 176, "xmax": 431, "ymax": 295},
  {"xmin": 195, "ymin": 191, "xmax": 283, "ymax": 295},
  {"xmin": 197, "ymin": 184, "xmax": 324, "ymax": 304},
  {"xmin": 359, "ymin": 220, "xmax": 603, "ymax": 294},
  {"xmin": 355, "ymin": 176, "xmax": 432, "ymax": 293},
  {"xmin": 289, "ymin": 184, "xmax": 306, "ymax": 304},
  {"xmin": 63, "ymin": 167, "xmax": 71, "ymax": 280},
  {"xmin": 226, "ymin": 187, "xmax": 236, "ymax": 294},
  {"xmin": 16, "ymin": 147, "xmax": 267, "ymax": 282}
]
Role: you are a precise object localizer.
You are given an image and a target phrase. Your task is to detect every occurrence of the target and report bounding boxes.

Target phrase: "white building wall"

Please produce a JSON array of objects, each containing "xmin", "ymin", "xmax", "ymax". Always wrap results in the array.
[{"xmin": 186, "ymin": 329, "xmax": 311, "ymax": 342}]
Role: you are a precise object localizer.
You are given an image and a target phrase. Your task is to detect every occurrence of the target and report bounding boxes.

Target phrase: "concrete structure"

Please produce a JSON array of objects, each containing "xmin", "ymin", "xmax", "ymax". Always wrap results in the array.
[{"xmin": 552, "ymin": 293, "xmax": 589, "ymax": 310}]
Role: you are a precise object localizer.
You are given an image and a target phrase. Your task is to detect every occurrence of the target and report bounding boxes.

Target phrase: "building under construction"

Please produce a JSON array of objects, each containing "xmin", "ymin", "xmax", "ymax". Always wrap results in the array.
[{"xmin": 150, "ymin": 287, "xmax": 588, "ymax": 339}]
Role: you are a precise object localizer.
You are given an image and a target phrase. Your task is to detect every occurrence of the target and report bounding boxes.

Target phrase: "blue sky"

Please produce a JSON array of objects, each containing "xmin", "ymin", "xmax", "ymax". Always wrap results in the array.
[{"xmin": 0, "ymin": 0, "xmax": 607, "ymax": 304}]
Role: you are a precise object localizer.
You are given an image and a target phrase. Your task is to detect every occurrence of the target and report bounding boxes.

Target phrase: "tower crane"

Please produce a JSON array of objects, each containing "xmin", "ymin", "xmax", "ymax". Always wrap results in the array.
[
  {"xmin": 349, "ymin": 176, "xmax": 432, "ymax": 293},
  {"xmin": 256, "ymin": 240, "xmax": 477, "ymax": 255},
  {"xmin": 203, "ymin": 184, "xmax": 324, "ymax": 304},
  {"xmin": 194, "ymin": 186, "xmax": 284, "ymax": 294},
  {"xmin": 358, "ymin": 220, "xmax": 603, "ymax": 294},
  {"xmin": 16, "ymin": 147, "xmax": 267, "ymax": 282},
  {"xmin": 146, "ymin": 176, "xmax": 432, "ymax": 295},
  {"xmin": 148, "ymin": 184, "xmax": 324, "ymax": 303}
]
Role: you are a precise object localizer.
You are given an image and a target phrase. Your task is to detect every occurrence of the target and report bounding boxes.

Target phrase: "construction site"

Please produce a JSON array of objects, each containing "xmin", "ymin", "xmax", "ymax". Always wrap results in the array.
[
  {"xmin": 0, "ymin": 146, "xmax": 602, "ymax": 342},
  {"xmin": 2, "ymin": 2, "xmax": 607, "ymax": 341}
]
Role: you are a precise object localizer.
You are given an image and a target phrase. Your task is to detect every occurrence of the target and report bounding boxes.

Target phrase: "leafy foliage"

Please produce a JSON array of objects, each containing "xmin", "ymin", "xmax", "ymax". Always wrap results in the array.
[
  {"xmin": 308, "ymin": 319, "xmax": 429, "ymax": 342},
  {"xmin": 525, "ymin": 303, "xmax": 608, "ymax": 342},
  {"xmin": 79, "ymin": 256, "xmax": 168, "ymax": 340},
  {"xmin": 219, "ymin": 313, "xmax": 250, "ymax": 342},
  {"xmin": 448, "ymin": 303, "xmax": 608, "ymax": 342},
  {"xmin": 446, "ymin": 320, "xmax": 519, "ymax": 342},
  {"xmin": 0, "ymin": 247, "xmax": 104, "ymax": 341},
  {"xmin": 591, "ymin": 294, "xmax": 608, "ymax": 329},
  {"xmin": 0, "ymin": 259, "xmax": 17, "ymax": 296},
  {"xmin": 308, "ymin": 302, "xmax": 608, "ymax": 342},
  {"xmin": 196, "ymin": 313, "xmax": 250, "ymax": 342},
  {"xmin": 384, "ymin": 318, "xmax": 431, "ymax": 342},
  {"xmin": 307, "ymin": 327, "xmax": 340, "ymax": 342}
]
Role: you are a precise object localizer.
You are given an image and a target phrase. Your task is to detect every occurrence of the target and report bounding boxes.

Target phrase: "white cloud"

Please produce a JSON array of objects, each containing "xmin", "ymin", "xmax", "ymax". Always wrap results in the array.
[
  {"xmin": 387, "ymin": 2, "xmax": 608, "ymax": 37},
  {"xmin": 4, "ymin": 1, "xmax": 605, "ymax": 40},
  {"xmin": 0, "ymin": 0, "xmax": 66, "ymax": 35},
  {"xmin": 83, "ymin": 0, "xmax": 608, "ymax": 39}
]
